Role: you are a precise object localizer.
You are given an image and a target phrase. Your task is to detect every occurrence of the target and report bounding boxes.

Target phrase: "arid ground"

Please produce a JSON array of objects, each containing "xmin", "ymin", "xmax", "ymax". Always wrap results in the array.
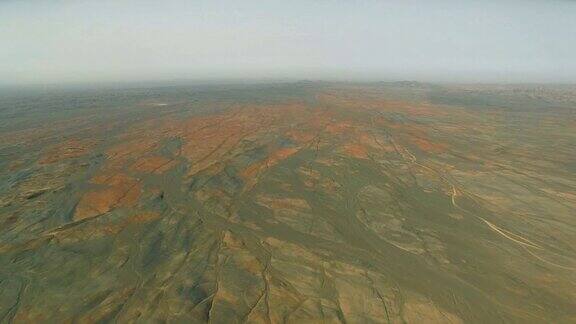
[{"xmin": 0, "ymin": 82, "xmax": 575, "ymax": 323}]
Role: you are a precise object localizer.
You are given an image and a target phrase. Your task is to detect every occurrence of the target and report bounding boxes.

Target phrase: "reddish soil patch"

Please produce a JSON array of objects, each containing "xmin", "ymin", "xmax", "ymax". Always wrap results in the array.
[
  {"xmin": 240, "ymin": 147, "xmax": 300, "ymax": 191},
  {"xmin": 131, "ymin": 156, "xmax": 177, "ymax": 174},
  {"xmin": 55, "ymin": 211, "xmax": 161, "ymax": 244},
  {"xmin": 410, "ymin": 137, "xmax": 447, "ymax": 153},
  {"xmin": 325, "ymin": 122, "xmax": 353, "ymax": 135},
  {"xmin": 342, "ymin": 143, "xmax": 368, "ymax": 159},
  {"xmin": 127, "ymin": 211, "xmax": 161, "ymax": 224},
  {"xmin": 39, "ymin": 139, "xmax": 97, "ymax": 164},
  {"xmin": 285, "ymin": 129, "xmax": 316, "ymax": 144},
  {"xmin": 269, "ymin": 147, "xmax": 299, "ymax": 164},
  {"xmin": 74, "ymin": 173, "xmax": 141, "ymax": 221},
  {"xmin": 256, "ymin": 195, "xmax": 310, "ymax": 210},
  {"xmin": 105, "ymin": 139, "xmax": 160, "ymax": 170}
]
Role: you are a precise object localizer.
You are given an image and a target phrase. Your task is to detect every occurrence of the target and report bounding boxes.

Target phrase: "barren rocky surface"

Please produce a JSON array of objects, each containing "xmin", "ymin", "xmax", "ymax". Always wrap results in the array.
[{"xmin": 0, "ymin": 82, "xmax": 575, "ymax": 323}]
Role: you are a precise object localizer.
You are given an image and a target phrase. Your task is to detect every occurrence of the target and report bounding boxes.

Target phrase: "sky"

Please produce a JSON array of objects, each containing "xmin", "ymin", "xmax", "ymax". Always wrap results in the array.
[{"xmin": 1, "ymin": 0, "xmax": 576, "ymax": 85}]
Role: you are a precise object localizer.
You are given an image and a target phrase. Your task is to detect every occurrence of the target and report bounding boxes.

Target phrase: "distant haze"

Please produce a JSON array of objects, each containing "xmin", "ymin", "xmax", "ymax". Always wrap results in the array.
[{"xmin": 2, "ymin": 0, "xmax": 576, "ymax": 85}]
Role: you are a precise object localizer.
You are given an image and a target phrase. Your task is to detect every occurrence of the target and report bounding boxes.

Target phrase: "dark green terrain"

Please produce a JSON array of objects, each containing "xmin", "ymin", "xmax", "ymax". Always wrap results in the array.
[{"xmin": 0, "ymin": 82, "xmax": 575, "ymax": 323}]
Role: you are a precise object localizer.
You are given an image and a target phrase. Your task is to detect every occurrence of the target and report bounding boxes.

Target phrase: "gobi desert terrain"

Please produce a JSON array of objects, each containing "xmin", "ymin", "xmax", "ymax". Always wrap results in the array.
[{"xmin": 0, "ymin": 82, "xmax": 575, "ymax": 323}]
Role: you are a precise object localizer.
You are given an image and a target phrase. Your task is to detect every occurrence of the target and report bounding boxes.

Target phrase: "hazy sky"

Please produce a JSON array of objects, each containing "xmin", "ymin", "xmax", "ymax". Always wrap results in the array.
[{"xmin": 2, "ymin": 0, "xmax": 576, "ymax": 85}]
